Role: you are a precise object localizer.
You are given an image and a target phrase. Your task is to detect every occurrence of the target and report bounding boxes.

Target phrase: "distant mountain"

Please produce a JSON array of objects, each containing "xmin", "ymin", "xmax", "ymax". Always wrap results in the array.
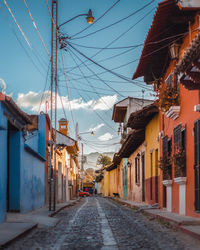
[{"xmin": 83, "ymin": 152, "xmax": 114, "ymax": 170}]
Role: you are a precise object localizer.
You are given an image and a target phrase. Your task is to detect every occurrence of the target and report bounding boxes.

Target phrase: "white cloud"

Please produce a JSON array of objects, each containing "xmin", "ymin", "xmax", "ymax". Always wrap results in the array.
[
  {"xmin": 16, "ymin": 91, "xmax": 118, "ymax": 112},
  {"xmin": 98, "ymin": 132, "xmax": 114, "ymax": 141},
  {"xmin": 0, "ymin": 78, "xmax": 6, "ymax": 93},
  {"xmin": 93, "ymin": 95, "xmax": 118, "ymax": 110},
  {"xmin": 89, "ymin": 123, "xmax": 104, "ymax": 132}
]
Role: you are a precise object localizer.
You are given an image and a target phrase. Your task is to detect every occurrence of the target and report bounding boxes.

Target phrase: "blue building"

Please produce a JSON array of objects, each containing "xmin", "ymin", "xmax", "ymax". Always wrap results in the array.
[{"xmin": 0, "ymin": 94, "xmax": 46, "ymax": 223}]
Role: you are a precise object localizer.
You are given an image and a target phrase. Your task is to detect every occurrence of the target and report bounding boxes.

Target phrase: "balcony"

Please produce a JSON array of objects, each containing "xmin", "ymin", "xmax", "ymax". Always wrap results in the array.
[{"xmin": 165, "ymin": 106, "xmax": 180, "ymax": 120}]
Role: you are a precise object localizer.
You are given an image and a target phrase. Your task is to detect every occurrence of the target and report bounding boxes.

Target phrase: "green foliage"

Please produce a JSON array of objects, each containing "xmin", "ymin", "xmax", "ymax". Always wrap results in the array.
[
  {"xmin": 173, "ymin": 147, "xmax": 186, "ymax": 177},
  {"xmin": 158, "ymin": 156, "xmax": 172, "ymax": 180},
  {"xmin": 157, "ymin": 84, "xmax": 179, "ymax": 112},
  {"xmin": 96, "ymin": 154, "xmax": 112, "ymax": 167}
]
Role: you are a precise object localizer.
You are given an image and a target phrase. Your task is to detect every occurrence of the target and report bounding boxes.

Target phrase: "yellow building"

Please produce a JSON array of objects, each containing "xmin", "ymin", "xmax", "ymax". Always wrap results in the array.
[
  {"xmin": 103, "ymin": 170, "xmax": 110, "ymax": 196},
  {"xmin": 127, "ymin": 103, "xmax": 159, "ymax": 205},
  {"xmin": 108, "ymin": 168, "xmax": 118, "ymax": 197},
  {"xmin": 145, "ymin": 112, "xmax": 160, "ymax": 205}
]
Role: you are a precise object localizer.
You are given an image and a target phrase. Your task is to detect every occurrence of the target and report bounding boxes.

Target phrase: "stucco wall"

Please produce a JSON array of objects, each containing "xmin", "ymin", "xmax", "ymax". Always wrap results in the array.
[
  {"xmin": 159, "ymin": 14, "xmax": 200, "ymax": 217},
  {"xmin": 109, "ymin": 168, "xmax": 118, "ymax": 196},
  {"xmin": 128, "ymin": 143, "xmax": 145, "ymax": 203},
  {"xmin": 145, "ymin": 114, "xmax": 160, "ymax": 205},
  {"xmin": 0, "ymin": 103, "xmax": 8, "ymax": 223},
  {"xmin": 0, "ymin": 110, "xmax": 46, "ymax": 221}
]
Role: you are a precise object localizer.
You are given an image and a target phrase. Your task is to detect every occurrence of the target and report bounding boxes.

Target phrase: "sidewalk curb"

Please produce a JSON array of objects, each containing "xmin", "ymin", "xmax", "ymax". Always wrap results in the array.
[
  {"xmin": 109, "ymin": 197, "xmax": 200, "ymax": 240},
  {"xmin": 49, "ymin": 198, "xmax": 80, "ymax": 217},
  {"xmin": 180, "ymin": 225, "xmax": 200, "ymax": 240},
  {"xmin": 0, "ymin": 223, "xmax": 37, "ymax": 249},
  {"xmin": 0, "ymin": 198, "xmax": 80, "ymax": 248}
]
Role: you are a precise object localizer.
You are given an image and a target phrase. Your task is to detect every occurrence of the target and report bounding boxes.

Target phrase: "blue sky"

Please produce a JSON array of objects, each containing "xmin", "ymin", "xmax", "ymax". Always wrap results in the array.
[{"xmin": 0, "ymin": 0, "xmax": 161, "ymax": 154}]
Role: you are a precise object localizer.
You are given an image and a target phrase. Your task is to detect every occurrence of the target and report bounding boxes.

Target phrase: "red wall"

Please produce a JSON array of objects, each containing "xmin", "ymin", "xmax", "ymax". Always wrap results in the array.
[{"xmin": 160, "ymin": 85, "xmax": 200, "ymax": 217}]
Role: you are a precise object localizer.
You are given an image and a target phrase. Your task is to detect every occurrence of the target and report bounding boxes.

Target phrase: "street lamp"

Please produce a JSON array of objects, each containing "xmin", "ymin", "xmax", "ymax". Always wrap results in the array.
[
  {"xmin": 58, "ymin": 9, "xmax": 94, "ymax": 29},
  {"xmin": 77, "ymin": 131, "xmax": 94, "ymax": 140},
  {"xmin": 58, "ymin": 9, "xmax": 94, "ymax": 50}
]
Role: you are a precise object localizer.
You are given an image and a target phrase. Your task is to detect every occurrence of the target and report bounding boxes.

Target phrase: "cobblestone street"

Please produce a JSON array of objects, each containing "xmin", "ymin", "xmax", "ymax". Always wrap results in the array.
[{"xmin": 5, "ymin": 197, "xmax": 200, "ymax": 250}]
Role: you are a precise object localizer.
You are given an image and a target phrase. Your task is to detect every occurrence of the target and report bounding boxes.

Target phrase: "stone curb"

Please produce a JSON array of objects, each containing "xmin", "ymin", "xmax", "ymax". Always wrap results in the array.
[
  {"xmin": 0, "ymin": 198, "xmax": 81, "ymax": 248},
  {"xmin": 109, "ymin": 197, "xmax": 200, "ymax": 240},
  {"xmin": 0, "ymin": 223, "xmax": 37, "ymax": 249},
  {"xmin": 49, "ymin": 198, "xmax": 81, "ymax": 217}
]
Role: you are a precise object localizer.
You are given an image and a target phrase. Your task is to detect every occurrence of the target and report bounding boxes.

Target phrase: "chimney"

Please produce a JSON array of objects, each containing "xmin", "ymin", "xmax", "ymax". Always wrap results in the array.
[{"xmin": 58, "ymin": 118, "xmax": 68, "ymax": 136}]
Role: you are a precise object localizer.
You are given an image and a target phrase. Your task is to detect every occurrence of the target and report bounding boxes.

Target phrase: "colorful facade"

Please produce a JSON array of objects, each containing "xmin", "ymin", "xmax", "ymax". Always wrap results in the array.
[
  {"xmin": 133, "ymin": 0, "xmax": 200, "ymax": 217},
  {"xmin": 0, "ymin": 94, "xmax": 46, "ymax": 223},
  {"xmin": 145, "ymin": 113, "xmax": 160, "ymax": 205}
]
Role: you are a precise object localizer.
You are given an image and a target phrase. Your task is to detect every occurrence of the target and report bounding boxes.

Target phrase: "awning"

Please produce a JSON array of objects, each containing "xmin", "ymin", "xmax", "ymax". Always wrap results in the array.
[{"xmin": 127, "ymin": 103, "xmax": 158, "ymax": 130}]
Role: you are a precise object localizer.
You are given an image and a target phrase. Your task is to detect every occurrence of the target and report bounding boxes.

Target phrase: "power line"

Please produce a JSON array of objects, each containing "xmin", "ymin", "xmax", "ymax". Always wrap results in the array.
[
  {"xmin": 68, "ymin": 43, "xmax": 152, "ymax": 91},
  {"xmin": 72, "ymin": 0, "xmax": 155, "ymax": 40},
  {"xmin": 60, "ymin": 49, "xmax": 76, "ymax": 131},
  {"xmin": 0, "ymin": 6, "xmax": 46, "ymax": 77},
  {"xmin": 67, "ymin": 49, "xmax": 121, "ymax": 113},
  {"xmin": 59, "ymin": 70, "xmax": 117, "ymax": 132},
  {"xmin": 71, "ymin": 0, "xmax": 121, "ymax": 38},
  {"xmin": 66, "ymin": 7, "xmax": 155, "ymax": 75},
  {"xmin": 2, "ymin": 0, "xmax": 31, "ymax": 47},
  {"xmin": 38, "ymin": 61, "xmax": 51, "ymax": 112},
  {"xmin": 23, "ymin": 0, "xmax": 51, "ymax": 59},
  {"xmin": 67, "ymin": 47, "xmax": 125, "ymax": 97},
  {"xmin": 69, "ymin": 42, "xmax": 143, "ymax": 50}
]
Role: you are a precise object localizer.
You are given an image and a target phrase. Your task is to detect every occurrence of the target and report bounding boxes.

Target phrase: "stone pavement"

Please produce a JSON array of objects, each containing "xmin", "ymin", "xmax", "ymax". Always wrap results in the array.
[
  {"xmin": 0, "ymin": 198, "xmax": 80, "ymax": 248},
  {"xmin": 5, "ymin": 196, "xmax": 200, "ymax": 250},
  {"xmin": 111, "ymin": 197, "xmax": 200, "ymax": 240}
]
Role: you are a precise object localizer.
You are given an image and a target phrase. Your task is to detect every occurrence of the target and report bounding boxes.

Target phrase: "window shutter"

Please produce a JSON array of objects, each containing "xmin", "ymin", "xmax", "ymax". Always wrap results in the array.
[
  {"xmin": 162, "ymin": 135, "xmax": 168, "ymax": 157},
  {"xmin": 173, "ymin": 124, "xmax": 182, "ymax": 149}
]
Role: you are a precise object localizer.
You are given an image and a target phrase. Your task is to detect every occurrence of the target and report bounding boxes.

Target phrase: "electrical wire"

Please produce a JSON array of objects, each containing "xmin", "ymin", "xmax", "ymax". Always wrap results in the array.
[
  {"xmin": 69, "ymin": 42, "xmax": 143, "ymax": 50},
  {"xmin": 59, "ymin": 71, "xmax": 117, "ymax": 132},
  {"xmin": 0, "ymin": 6, "xmax": 46, "ymax": 77},
  {"xmin": 71, "ymin": 0, "xmax": 120, "ymax": 38},
  {"xmin": 23, "ymin": 0, "xmax": 51, "ymax": 60},
  {"xmin": 2, "ymin": 0, "xmax": 31, "ymax": 47},
  {"xmin": 67, "ymin": 49, "xmax": 121, "ymax": 113},
  {"xmin": 67, "ymin": 47, "xmax": 125, "ymax": 97},
  {"xmin": 68, "ymin": 43, "xmax": 152, "ymax": 91},
  {"xmin": 66, "ymin": 49, "xmax": 153, "ymax": 110},
  {"xmin": 72, "ymin": 0, "xmax": 155, "ymax": 40},
  {"xmin": 66, "ymin": 7, "xmax": 155, "ymax": 75},
  {"xmin": 60, "ymin": 49, "xmax": 76, "ymax": 131},
  {"xmin": 38, "ymin": 61, "xmax": 51, "ymax": 112},
  {"xmin": 45, "ymin": 0, "xmax": 57, "ymax": 31}
]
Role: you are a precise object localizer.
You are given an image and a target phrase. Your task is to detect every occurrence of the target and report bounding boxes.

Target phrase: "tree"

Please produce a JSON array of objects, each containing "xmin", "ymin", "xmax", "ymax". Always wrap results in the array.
[{"xmin": 96, "ymin": 154, "xmax": 112, "ymax": 168}]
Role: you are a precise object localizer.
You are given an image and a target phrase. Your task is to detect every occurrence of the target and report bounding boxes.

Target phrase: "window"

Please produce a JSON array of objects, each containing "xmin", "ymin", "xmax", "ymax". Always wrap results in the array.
[
  {"xmin": 162, "ymin": 135, "xmax": 168, "ymax": 157},
  {"xmin": 173, "ymin": 124, "xmax": 182, "ymax": 150},
  {"xmin": 61, "ymin": 125, "xmax": 66, "ymax": 129},
  {"xmin": 135, "ymin": 154, "xmax": 140, "ymax": 185}
]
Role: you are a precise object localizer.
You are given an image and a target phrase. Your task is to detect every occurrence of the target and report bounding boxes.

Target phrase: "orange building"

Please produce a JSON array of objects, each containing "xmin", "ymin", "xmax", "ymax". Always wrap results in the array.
[{"xmin": 133, "ymin": 0, "xmax": 200, "ymax": 217}]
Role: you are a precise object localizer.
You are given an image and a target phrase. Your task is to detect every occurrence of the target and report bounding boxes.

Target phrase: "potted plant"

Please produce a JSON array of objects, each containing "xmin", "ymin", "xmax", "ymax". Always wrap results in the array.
[
  {"xmin": 157, "ymin": 84, "xmax": 179, "ymax": 112},
  {"xmin": 159, "ymin": 155, "xmax": 172, "ymax": 180},
  {"xmin": 173, "ymin": 147, "xmax": 186, "ymax": 178}
]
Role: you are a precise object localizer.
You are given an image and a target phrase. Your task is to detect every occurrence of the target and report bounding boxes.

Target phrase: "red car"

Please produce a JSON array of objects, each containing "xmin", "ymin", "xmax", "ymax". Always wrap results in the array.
[{"xmin": 78, "ymin": 190, "xmax": 90, "ymax": 197}]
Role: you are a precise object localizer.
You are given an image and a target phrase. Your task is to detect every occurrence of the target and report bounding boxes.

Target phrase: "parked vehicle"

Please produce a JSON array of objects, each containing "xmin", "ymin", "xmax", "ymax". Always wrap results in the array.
[{"xmin": 78, "ymin": 190, "xmax": 90, "ymax": 197}]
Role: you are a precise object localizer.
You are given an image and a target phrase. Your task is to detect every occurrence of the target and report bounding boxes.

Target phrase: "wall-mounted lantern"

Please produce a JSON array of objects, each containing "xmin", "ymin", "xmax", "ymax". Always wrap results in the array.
[{"xmin": 169, "ymin": 43, "xmax": 180, "ymax": 60}]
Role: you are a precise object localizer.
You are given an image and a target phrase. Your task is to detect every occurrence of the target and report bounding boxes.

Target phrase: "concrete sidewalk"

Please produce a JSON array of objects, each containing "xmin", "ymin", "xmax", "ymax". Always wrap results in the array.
[
  {"xmin": 110, "ymin": 197, "xmax": 200, "ymax": 240},
  {"xmin": 0, "ymin": 198, "xmax": 80, "ymax": 248}
]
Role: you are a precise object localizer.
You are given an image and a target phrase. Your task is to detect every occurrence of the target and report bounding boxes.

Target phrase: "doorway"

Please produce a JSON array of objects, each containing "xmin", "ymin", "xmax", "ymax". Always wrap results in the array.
[
  {"xmin": 7, "ymin": 122, "xmax": 20, "ymax": 212},
  {"xmin": 142, "ymin": 153, "xmax": 145, "ymax": 202}
]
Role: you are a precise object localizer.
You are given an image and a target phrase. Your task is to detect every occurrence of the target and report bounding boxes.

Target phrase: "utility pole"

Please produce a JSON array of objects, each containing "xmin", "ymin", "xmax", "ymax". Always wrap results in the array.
[
  {"xmin": 81, "ymin": 143, "xmax": 84, "ymax": 190},
  {"xmin": 49, "ymin": 0, "xmax": 58, "ymax": 211}
]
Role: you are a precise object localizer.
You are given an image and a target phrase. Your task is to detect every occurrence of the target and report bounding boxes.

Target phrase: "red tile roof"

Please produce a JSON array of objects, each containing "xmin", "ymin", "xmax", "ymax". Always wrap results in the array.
[{"xmin": 132, "ymin": 0, "xmax": 197, "ymax": 83}]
